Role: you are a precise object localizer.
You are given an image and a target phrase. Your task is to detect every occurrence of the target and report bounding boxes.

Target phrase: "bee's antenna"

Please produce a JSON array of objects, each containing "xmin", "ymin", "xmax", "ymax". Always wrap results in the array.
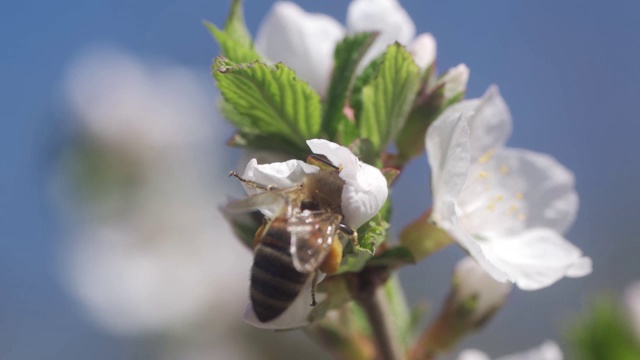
[{"xmin": 229, "ymin": 171, "xmax": 275, "ymax": 191}]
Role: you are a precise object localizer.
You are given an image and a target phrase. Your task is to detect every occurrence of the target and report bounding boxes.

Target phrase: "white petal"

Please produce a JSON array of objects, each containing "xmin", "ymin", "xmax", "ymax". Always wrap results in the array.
[
  {"xmin": 445, "ymin": 215, "xmax": 510, "ymax": 283},
  {"xmin": 454, "ymin": 257, "xmax": 512, "ymax": 321},
  {"xmin": 306, "ymin": 139, "xmax": 388, "ymax": 228},
  {"xmin": 347, "ymin": 0, "xmax": 416, "ymax": 70},
  {"xmin": 410, "ymin": 33, "xmax": 437, "ymax": 70},
  {"xmin": 256, "ymin": 2, "xmax": 345, "ymax": 95},
  {"xmin": 480, "ymin": 228, "xmax": 591, "ymax": 290},
  {"xmin": 440, "ymin": 64, "xmax": 470, "ymax": 100},
  {"xmin": 497, "ymin": 148, "xmax": 578, "ymax": 235},
  {"xmin": 458, "ymin": 148, "xmax": 578, "ymax": 237},
  {"xmin": 457, "ymin": 349, "xmax": 491, "ymax": 360},
  {"xmin": 466, "ymin": 86, "xmax": 513, "ymax": 161},
  {"xmin": 241, "ymin": 158, "xmax": 319, "ymax": 217},
  {"xmin": 497, "ymin": 340, "xmax": 563, "ymax": 360},
  {"xmin": 426, "ymin": 108, "xmax": 471, "ymax": 225},
  {"xmin": 243, "ymin": 273, "xmax": 326, "ymax": 330}
]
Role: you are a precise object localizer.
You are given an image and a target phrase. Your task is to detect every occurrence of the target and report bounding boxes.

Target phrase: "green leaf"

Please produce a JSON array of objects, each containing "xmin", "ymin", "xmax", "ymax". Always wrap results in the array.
[
  {"xmin": 223, "ymin": 0, "xmax": 252, "ymax": 47},
  {"xmin": 354, "ymin": 43, "xmax": 421, "ymax": 153},
  {"xmin": 214, "ymin": 57, "xmax": 322, "ymax": 151},
  {"xmin": 338, "ymin": 218, "xmax": 389, "ymax": 273},
  {"xmin": 227, "ymin": 131, "xmax": 308, "ymax": 160},
  {"xmin": 323, "ymin": 32, "xmax": 377, "ymax": 142},
  {"xmin": 204, "ymin": 0, "xmax": 259, "ymax": 64}
]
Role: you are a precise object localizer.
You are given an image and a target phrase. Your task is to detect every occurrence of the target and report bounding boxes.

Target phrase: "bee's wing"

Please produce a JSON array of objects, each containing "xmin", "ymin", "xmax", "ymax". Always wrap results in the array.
[
  {"xmin": 288, "ymin": 212, "xmax": 342, "ymax": 273},
  {"xmin": 224, "ymin": 186, "xmax": 299, "ymax": 214}
]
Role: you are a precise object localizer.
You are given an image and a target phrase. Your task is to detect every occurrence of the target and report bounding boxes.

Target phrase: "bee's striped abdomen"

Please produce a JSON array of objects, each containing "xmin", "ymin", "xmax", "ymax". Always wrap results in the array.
[{"xmin": 250, "ymin": 224, "xmax": 309, "ymax": 322}]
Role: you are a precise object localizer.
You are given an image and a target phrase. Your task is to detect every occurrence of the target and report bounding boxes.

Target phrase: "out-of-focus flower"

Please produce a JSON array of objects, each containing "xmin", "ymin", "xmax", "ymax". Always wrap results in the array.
[
  {"xmin": 624, "ymin": 281, "xmax": 640, "ymax": 340},
  {"xmin": 457, "ymin": 340, "xmax": 563, "ymax": 360},
  {"xmin": 58, "ymin": 47, "xmax": 251, "ymax": 338},
  {"xmin": 427, "ymin": 85, "xmax": 591, "ymax": 290},
  {"xmin": 64, "ymin": 46, "xmax": 216, "ymax": 162},
  {"xmin": 238, "ymin": 139, "xmax": 388, "ymax": 329},
  {"xmin": 256, "ymin": 0, "xmax": 437, "ymax": 95}
]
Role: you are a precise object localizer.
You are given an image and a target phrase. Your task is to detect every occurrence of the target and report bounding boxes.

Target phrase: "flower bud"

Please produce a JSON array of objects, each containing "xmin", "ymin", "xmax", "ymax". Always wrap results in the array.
[
  {"xmin": 417, "ymin": 257, "xmax": 512, "ymax": 353},
  {"xmin": 439, "ymin": 63, "xmax": 469, "ymax": 102}
]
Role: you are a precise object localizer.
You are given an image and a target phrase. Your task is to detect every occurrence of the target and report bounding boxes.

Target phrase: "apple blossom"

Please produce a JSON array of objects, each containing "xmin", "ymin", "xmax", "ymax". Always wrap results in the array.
[
  {"xmin": 427, "ymin": 85, "xmax": 592, "ymax": 290},
  {"xmin": 458, "ymin": 340, "xmax": 563, "ymax": 360},
  {"xmin": 255, "ymin": 0, "xmax": 437, "ymax": 95},
  {"xmin": 239, "ymin": 139, "xmax": 388, "ymax": 230}
]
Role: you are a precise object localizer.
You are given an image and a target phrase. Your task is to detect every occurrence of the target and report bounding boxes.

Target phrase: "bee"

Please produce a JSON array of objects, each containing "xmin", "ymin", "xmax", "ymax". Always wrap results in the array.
[{"xmin": 226, "ymin": 155, "xmax": 356, "ymax": 323}]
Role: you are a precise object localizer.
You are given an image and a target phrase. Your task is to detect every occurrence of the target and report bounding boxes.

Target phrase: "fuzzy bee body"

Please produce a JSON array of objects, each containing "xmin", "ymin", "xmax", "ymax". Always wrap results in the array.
[{"xmin": 250, "ymin": 218, "xmax": 308, "ymax": 322}]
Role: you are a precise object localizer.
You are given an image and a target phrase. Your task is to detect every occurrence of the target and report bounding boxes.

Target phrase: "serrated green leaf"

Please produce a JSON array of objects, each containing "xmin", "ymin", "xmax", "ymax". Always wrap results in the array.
[
  {"xmin": 223, "ymin": 0, "xmax": 252, "ymax": 47},
  {"xmin": 338, "ymin": 218, "xmax": 389, "ymax": 273},
  {"xmin": 214, "ymin": 57, "xmax": 322, "ymax": 151},
  {"xmin": 351, "ymin": 55, "xmax": 383, "ymax": 120},
  {"xmin": 323, "ymin": 32, "xmax": 377, "ymax": 142},
  {"xmin": 204, "ymin": 0, "xmax": 259, "ymax": 64},
  {"xmin": 205, "ymin": 22, "xmax": 261, "ymax": 64},
  {"xmin": 355, "ymin": 43, "xmax": 421, "ymax": 153}
]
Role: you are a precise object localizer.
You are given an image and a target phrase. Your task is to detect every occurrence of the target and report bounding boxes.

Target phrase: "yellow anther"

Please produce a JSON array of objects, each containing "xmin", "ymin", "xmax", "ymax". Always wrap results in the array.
[
  {"xmin": 496, "ymin": 195, "xmax": 504, "ymax": 202},
  {"xmin": 518, "ymin": 213, "xmax": 526, "ymax": 221},
  {"xmin": 515, "ymin": 192, "xmax": 524, "ymax": 200},
  {"xmin": 508, "ymin": 204, "xmax": 518, "ymax": 214},
  {"xmin": 478, "ymin": 171, "xmax": 489, "ymax": 179},
  {"xmin": 479, "ymin": 149, "xmax": 495, "ymax": 163},
  {"xmin": 500, "ymin": 165, "xmax": 510, "ymax": 174},
  {"xmin": 488, "ymin": 202, "xmax": 495, "ymax": 212}
]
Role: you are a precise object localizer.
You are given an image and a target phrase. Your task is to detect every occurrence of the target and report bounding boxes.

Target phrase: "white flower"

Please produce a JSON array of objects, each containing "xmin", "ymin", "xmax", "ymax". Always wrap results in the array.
[
  {"xmin": 256, "ymin": 0, "xmax": 437, "ymax": 95},
  {"xmin": 458, "ymin": 340, "xmax": 563, "ymax": 360},
  {"xmin": 238, "ymin": 139, "xmax": 388, "ymax": 329},
  {"xmin": 624, "ymin": 281, "xmax": 640, "ymax": 340},
  {"xmin": 427, "ymin": 85, "xmax": 592, "ymax": 290},
  {"xmin": 64, "ymin": 46, "xmax": 215, "ymax": 161},
  {"xmin": 59, "ymin": 48, "xmax": 251, "ymax": 337},
  {"xmin": 240, "ymin": 139, "xmax": 388, "ymax": 230}
]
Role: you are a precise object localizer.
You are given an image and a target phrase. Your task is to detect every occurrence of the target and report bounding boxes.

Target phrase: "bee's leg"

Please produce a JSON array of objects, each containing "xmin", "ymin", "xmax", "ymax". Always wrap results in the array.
[
  {"xmin": 310, "ymin": 271, "xmax": 319, "ymax": 306},
  {"xmin": 229, "ymin": 171, "xmax": 277, "ymax": 192},
  {"xmin": 319, "ymin": 238, "xmax": 343, "ymax": 275},
  {"xmin": 338, "ymin": 223, "xmax": 358, "ymax": 247}
]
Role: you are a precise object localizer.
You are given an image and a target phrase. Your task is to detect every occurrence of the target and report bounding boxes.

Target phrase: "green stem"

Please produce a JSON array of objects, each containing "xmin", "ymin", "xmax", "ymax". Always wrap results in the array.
[{"xmin": 352, "ymin": 267, "xmax": 406, "ymax": 360}]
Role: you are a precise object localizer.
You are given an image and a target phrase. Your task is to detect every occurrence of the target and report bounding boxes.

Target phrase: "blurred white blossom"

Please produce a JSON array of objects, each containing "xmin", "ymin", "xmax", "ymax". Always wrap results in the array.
[
  {"xmin": 427, "ymin": 85, "xmax": 591, "ymax": 290},
  {"xmin": 458, "ymin": 340, "xmax": 563, "ymax": 360},
  {"xmin": 256, "ymin": 0, "xmax": 437, "ymax": 95},
  {"xmin": 59, "ymin": 48, "xmax": 251, "ymax": 339}
]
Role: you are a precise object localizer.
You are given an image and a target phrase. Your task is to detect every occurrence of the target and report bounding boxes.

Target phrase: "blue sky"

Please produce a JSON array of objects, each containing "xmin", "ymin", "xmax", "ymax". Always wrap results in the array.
[{"xmin": 2, "ymin": 0, "xmax": 639, "ymax": 358}]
